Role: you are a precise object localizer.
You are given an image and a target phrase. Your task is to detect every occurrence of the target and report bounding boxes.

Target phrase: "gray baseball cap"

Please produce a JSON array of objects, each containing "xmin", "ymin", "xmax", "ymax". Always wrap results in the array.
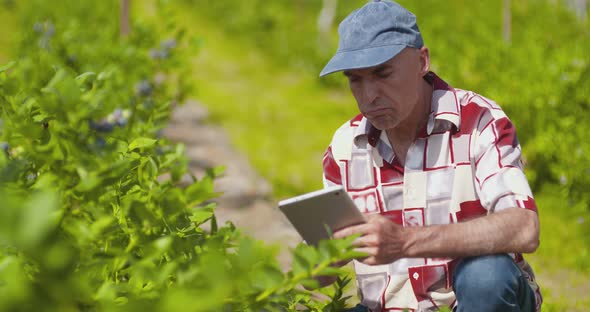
[{"xmin": 319, "ymin": 0, "xmax": 423, "ymax": 77}]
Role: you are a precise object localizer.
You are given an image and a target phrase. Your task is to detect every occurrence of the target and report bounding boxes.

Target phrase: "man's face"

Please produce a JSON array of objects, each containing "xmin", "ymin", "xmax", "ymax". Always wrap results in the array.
[{"xmin": 343, "ymin": 47, "xmax": 429, "ymax": 131}]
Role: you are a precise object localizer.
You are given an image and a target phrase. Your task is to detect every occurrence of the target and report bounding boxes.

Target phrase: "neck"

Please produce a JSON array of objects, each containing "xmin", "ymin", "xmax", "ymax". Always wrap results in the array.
[{"xmin": 387, "ymin": 78, "xmax": 433, "ymax": 145}]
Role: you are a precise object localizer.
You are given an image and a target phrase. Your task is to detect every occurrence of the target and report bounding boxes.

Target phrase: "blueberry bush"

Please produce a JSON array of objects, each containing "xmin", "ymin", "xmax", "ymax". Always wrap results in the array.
[{"xmin": 0, "ymin": 1, "xmax": 360, "ymax": 311}]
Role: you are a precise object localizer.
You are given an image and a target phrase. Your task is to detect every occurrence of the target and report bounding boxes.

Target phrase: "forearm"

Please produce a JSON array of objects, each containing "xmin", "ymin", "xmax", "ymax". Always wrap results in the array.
[{"xmin": 403, "ymin": 207, "xmax": 539, "ymax": 258}]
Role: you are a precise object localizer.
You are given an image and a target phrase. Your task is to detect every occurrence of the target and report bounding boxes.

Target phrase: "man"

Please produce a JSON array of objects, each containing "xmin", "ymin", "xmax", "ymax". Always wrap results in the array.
[{"xmin": 318, "ymin": 1, "xmax": 542, "ymax": 311}]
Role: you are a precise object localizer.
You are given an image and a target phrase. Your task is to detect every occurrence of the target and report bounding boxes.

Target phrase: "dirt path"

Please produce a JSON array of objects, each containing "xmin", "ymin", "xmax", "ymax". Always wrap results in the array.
[{"xmin": 163, "ymin": 100, "xmax": 301, "ymax": 268}]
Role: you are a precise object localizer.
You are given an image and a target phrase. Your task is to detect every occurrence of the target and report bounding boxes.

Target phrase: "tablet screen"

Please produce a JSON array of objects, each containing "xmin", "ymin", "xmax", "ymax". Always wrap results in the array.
[{"xmin": 278, "ymin": 186, "xmax": 366, "ymax": 246}]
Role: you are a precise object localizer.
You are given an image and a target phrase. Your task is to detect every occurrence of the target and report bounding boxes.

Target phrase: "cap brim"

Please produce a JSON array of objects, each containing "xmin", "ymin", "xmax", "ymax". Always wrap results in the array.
[{"xmin": 319, "ymin": 44, "xmax": 406, "ymax": 77}]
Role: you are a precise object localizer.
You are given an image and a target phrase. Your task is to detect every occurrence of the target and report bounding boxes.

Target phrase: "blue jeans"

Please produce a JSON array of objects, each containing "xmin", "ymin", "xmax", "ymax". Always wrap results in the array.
[
  {"xmin": 453, "ymin": 254, "xmax": 536, "ymax": 312},
  {"xmin": 346, "ymin": 254, "xmax": 536, "ymax": 312}
]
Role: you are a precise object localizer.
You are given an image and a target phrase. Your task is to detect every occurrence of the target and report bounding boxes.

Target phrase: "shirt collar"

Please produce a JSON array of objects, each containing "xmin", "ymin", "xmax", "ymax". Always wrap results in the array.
[
  {"xmin": 353, "ymin": 72, "xmax": 461, "ymax": 148},
  {"xmin": 426, "ymin": 72, "xmax": 461, "ymax": 134}
]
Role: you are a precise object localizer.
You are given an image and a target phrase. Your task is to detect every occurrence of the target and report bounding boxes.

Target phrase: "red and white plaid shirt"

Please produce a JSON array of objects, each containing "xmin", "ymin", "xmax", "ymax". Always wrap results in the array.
[{"xmin": 322, "ymin": 73, "xmax": 541, "ymax": 312}]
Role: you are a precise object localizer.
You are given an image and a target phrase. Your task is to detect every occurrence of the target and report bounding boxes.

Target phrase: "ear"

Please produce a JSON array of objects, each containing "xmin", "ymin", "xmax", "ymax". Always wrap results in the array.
[{"xmin": 418, "ymin": 46, "xmax": 430, "ymax": 76}]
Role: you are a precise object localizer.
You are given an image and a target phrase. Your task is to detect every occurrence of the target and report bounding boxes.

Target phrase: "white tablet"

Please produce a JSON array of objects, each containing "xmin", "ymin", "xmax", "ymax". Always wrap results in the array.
[{"xmin": 278, "ymin": 185, "xmax": 366, "ymax": 246}]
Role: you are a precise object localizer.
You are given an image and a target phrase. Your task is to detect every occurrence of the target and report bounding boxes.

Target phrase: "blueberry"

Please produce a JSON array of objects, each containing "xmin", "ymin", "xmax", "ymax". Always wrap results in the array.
[
  {"xmin": 116, "ymin": 118, "xmax": 128, "ymax": 127},
  {"xmin": 96, "ymin": 137, "xmax": 106, "ymax": 148},
  {"xmin": 142, "ymin": 98, "xmax": 155, "ymax": 109},
  {"xmin": 44, "ymin": 21, "xmax": 55, "ymax": 37},
  {"xmin": 0, "ymin": 142, "xmax": 9, "ymax": 155},
  {"xmin": 149, "ymin": 48, "xmax": 162, "ymax": 60},
  {"xmin": 149, "ymin": 48, "xmax": 169, "ymax": 60},
  {"xmin": 27, "ymin": 173, "xmax": 37, "ymax": 181},
  {"xmin": 33, "ymin": 22, "xmax": 44, "ymax": 33},
  {"xmin": 135, "ymin": 80, "xmax": 152, "ymax": 97},
  {"xmin": 100, "ymin": 123, "xmax": 114, "ymax": 132},
  {"xmin": 89, "ymin": 120, "xmax": 114, "ymax": 133},
  {"xmin": 112, "ymin": 108, "xmax": 123, "ymax": 119},
  {"xmin": 160, "ymin": 38, "xmax": 177, "ymax": 50},
  {"xmin": 106, "ymin": 114, "xmax": 116, "ymax": 124},
  {"xmin": 38, "ymin": 37, "xmax": 50, "ymax": 49},
  {"xmin": 66, "ymin": 55, "xmax": 77, "ymax": 66},
  {"xmin": 110, "ymin": 108, "xmax": 128, "ymax": 127},
  {"xmin": 560, "ymin": 175, "xmax": 567, "ymax": 185}
]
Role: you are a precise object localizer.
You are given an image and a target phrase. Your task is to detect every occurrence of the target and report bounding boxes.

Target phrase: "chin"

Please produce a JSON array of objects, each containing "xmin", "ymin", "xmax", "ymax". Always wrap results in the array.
[{"xmin": 370, "ymin": 119, "xmax": 398, "ymax": 131}]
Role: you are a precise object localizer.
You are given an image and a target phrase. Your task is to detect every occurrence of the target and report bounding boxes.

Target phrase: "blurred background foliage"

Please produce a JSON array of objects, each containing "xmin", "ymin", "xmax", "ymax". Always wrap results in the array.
[
  {"xmin": 1, "ymin": 0, "xmax": 589, "ymax": 311},
  {"xmin": 0, "ymin": 0, "xmax": 360, "ymax": 311}
]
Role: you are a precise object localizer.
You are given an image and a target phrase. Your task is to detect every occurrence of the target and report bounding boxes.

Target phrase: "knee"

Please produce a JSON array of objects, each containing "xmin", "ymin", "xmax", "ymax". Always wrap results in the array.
[{"xmin": 453, "ymin": 254, "xmax": 520, "ymax": 298}]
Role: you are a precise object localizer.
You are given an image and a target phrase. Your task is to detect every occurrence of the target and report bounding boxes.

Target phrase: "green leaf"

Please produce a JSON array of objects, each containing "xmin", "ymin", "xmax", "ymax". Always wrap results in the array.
[
  {"xmin": 18, "ymin": 190, "xmax": 61, "ymax": 250},
  {"xmin": 342, "ymin": 249, "xmax": 369, "ymax": 260},
  {"xmin": 189, "ymin": 204, "xmax": 214, "ymax": 226},
  {"xmin": 185, "ymin": 176, "xmax": 218, "ymax": 205},
  {"xmin": 0, "ymin": 61, "xmax": 16, "ymax": 74},
  {"xmin": 128, "ymin": 137, "xmax": 157, "ymax": 151},
  {"xmin": 210, "ymin": 213, "xmax": 218, "ymax": 234},
  {"xmin": 317, "ymin": 266, "xmax": 342, "ymax": 277},
  {"xmin": 206, "ymin": 165, "xmax": 226, "ymax": 178},
  {"xmin": 97, "ymin": 69, "xmax": 112, "ymax": 81},
  {"xmin": 32, "ymin": 113, "xmax": 53, "ymax": 123},
  {"xmin": 255, "ymin": 288, "xmax": 275, "ymax": 302},
  {"xmin": 43, "ymin": 69, "xmax": 81, "ymax": 109},
  {"xmin": 153, "ymin": 236, "xmax": 173, "ymax": 252},
  {"xmin": 292, "ymin": 249, "xmax": 313, "ymax": 273},
  {"xmin": 90, "ymin": 216, "xmax": 115, "ymax": 237},
  {"xmin": 75, "ymin": 167, "xmax": 101, "ymax": 192},
  {"xmin": 299, "ymin": 278, "xmax": 320, "ymax": 290},
  {"xmin": 75, "ymin": 72, "xmax": 96, "ymax": 84}
]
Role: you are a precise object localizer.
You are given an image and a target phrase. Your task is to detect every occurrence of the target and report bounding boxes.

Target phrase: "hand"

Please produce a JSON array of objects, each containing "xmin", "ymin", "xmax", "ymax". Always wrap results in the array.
[{"xmin": 333, "ymin": 214, "xmax": 407, "ymax": 265}]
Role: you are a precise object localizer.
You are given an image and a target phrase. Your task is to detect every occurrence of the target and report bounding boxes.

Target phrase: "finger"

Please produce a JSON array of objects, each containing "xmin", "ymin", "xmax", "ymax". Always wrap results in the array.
[
  {"xmin": 367, "ymin": 213, "xmax": 394, "ymax": 226},
  {"xmin": 352, "ymin": 247, "xmax": 387, "ymax": 265},
  {"xmin": 361, "ymin": 255, "xmax": 399, "ymax": 266},
  {"xmin": 366, "ymin": 213, "xmax": 383, "ymax": 222},
  {"xmin": 353, "ymin": 246, "xmax": 376, "ymax": 259},
  {"xmin": 352, "ymin": 248, "xmax": 381, "ymax": 266},
  {"xmin": 333, "ymin": 223, "xmax": 370, "ymax": 239},
  {"xmin": 351, "ymin": 234, "xmax": 377, "ymax": 247},
  {"xmin": 360, "ymin": 257, "xmax": 380, "ymax": 266}
]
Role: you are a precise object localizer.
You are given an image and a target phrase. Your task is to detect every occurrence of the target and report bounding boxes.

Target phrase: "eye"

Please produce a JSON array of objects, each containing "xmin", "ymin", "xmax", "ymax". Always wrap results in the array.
[
  {"xmin": 347, "ymin": 75, "xmax": 360, "ymax": 83},
  {"xmin": 376, "ymin": 71, "xmax": 392, "ymax": 78}
]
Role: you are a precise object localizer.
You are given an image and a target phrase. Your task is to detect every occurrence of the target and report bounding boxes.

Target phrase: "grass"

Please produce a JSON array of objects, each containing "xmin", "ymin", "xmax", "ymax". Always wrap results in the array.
[
  {"xmin": 154, "ymin": 2, "xmax": 359, "ymax": 199},
  {"xmin": 0, "ymin": 3, "xmax": 18, "ymax": 64},
  {"xmin": 525, "ymin": 186, "xmax": 590, "ymax": 311}
]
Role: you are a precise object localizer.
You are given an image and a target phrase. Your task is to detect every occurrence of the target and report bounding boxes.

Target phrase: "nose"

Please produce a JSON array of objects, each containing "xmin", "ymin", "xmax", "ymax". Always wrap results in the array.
[{"xmin": 362, "ymin": 81, "xmax": 379, "ymax": 105}]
